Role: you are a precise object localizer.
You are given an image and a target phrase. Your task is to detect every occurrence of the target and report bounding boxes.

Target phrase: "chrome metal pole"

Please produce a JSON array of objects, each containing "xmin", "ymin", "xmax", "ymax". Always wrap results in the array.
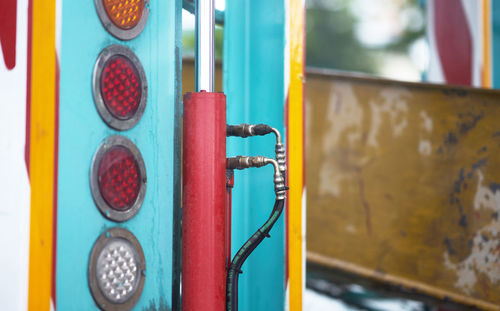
[{"xmin": 195, "ymin": 0, "xmax": 215, "ymax": 92}]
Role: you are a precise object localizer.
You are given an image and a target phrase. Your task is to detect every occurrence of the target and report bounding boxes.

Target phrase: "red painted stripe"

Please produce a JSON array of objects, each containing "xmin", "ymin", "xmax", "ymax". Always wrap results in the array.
[
  {"xmin": 52, "ymin": 55, "xmax": 60, "ymax": 310},
  {"xmin": 434, "ymin": 0, "xmax": 472, "ymax": 85},
  {"xmin": 0, "ymin": 0, "xmax": 17, "ymax": 70},
  {"xmin": 25, "ymin": 0, "xmax": 33, "ymax": 175}
]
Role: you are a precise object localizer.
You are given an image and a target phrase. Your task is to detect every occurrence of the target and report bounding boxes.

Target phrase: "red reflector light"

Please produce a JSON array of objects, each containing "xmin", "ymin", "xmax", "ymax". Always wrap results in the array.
[
  {"xmin": 91, "ymin": 136, "xmax": 146, "ymax": 222},
  {"xmin": 98, "ymin": 146, "xmax": 140, "ymax": 210},
  {"xmin": 93, "ymin": 45, "xmax": 147, "ymax": 131},
  {"xmin": 101, "ymin": 55, "xmax": 142, "ymax": 120}
]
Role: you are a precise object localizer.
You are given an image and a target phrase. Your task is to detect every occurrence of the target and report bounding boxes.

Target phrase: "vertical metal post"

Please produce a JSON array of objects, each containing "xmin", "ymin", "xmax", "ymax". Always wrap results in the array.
[
  {"xmin": 183, "ymin": 2, "xmax": 223, "ymax": 310},
  {"xmin": 195, "ymin": 0, "xmax": 215, "ymax": 92}
]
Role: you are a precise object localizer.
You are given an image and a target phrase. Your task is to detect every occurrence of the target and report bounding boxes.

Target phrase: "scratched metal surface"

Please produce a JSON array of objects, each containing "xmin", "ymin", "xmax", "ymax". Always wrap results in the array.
[{"xmin": 306, "ymin": 70, "xmax": 500, "ymax": 310}]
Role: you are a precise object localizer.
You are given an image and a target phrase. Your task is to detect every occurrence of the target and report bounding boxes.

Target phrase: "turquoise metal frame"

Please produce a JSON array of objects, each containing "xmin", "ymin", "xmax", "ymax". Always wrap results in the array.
[
  {"xmin": 493, "ymin": 1, "xmax": 500, "ymax": 88},
  {"xmin": 56, "ymin": 0, "xmax": 182, "ymax": 309},
  {"xmin": 224, "ymin": 1, "xmax": 287, "ymax": 310}
]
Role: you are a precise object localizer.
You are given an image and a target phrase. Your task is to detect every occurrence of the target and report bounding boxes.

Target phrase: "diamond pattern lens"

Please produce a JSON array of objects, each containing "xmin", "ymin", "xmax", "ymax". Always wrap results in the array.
[{"xmin": 95, "ymin": 238, "xmax": 140, "ymax": 303}]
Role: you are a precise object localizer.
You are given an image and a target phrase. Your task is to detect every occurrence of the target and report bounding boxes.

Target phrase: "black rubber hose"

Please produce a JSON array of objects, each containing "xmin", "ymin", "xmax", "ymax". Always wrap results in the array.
[
  {"xmin": 226, "ymin": 124, "xmax": 273, "ymax": 137},
  {"xmin": 226, "ymin": 125, "xmax": 239, "ymax": 137},
  {"xmin": 252, "ymin": 124, "xmax": 273, "ymax": 136},
  {"xmin": 226, "ymin": 199, "xmax": 285, "ymax": 311}
]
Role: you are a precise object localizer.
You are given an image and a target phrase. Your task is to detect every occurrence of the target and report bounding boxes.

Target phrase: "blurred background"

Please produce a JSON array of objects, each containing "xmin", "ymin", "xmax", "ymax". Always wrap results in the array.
[
  {"xmin": 182, "ymin": 1, "xmax": 476, "ymax": 310},
  {"xmin": 305, "ymin": 0, "xmax": 427, "ymax": 82},
  {"xmin": 183, "ymin": 0, "xmax": 428, "ymax": 82}
]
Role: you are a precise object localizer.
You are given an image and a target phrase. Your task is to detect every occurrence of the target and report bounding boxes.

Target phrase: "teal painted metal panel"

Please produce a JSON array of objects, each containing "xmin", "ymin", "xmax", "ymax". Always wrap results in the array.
[
  {"xmin": 493, "ymin": 1, "xmax": 500, "ymax": 89},
  {"xmin": 224, "ymin": 1, "xmax": 286, "ymax": 310},
  {"xmin": 56, "ymin": 0, "xmax": 182, "ymax": 310}
]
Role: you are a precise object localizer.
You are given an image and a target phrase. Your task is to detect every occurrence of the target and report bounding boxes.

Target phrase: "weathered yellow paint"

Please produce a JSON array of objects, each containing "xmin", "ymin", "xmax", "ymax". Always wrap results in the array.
[
  {"xmin": 306, "ymin": 70, "xmax": 500, "ymax": 310},
  {"xmin": 28, "ymin": 0, "xmax": 56, "ymax": 310},
  {"xmin": 288, "ymin": 0, "xmax": 305, "ymax": 310}
]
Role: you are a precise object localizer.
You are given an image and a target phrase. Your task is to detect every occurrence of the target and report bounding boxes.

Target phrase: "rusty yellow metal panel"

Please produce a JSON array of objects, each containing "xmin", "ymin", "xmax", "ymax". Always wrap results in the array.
[{"xmin": 306, "ymin": 70, "xmax": 500, "ymax": 310}]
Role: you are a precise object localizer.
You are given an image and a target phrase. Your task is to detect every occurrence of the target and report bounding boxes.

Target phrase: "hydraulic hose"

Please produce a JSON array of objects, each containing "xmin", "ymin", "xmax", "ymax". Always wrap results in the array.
[
  {"xmin": 225, "ymin": 156, "xmax": 287, "ymax": 311},
  {"xmin": 226, "ymin": 199, "xmax": 285, "ymax": 311}
]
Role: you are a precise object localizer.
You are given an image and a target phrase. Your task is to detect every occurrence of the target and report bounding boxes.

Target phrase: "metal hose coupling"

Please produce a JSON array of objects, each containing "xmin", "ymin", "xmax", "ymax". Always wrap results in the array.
[
  {"xmin": 226, "ymin": 123, "xmax": 286, "ymax": 175},
  {"xmin": 226, "ymin": 124, "xmax": 274, "ymax": 138},
  {"xmin": 226, "ymin": 156, "xmax": 287, "ymax": 200},
  {"xmin": 275, "ymin": 143, "xmax": 286, "ymax": 175},
  {"xmin": 267, "ymin": 127, "xmax": 286, "ymax": 175},
  {"xmin": 226, "ymin": 124, "xmax": 256, "ymax": 138}
]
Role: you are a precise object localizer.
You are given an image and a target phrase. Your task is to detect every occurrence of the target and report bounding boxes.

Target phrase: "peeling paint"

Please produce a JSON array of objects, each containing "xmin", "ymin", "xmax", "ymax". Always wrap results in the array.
[
  {"xmin": 142, "ymin": 297, "xmax": 171, "ymax": 311},
  {"xmin": 418, "ymin": 139, "xmax": 432, "ymax": 156},
  {"xmin": 444, "ymin": 170, "xmax": 500, "ymax": 295},
  {"xmin": 345, "ymin": 224, "xmax": 357, "ymax": 234},
  {"xmin": 319, "ymin": 84, "xmax": 365, "ymax": 197},
  {"xmin": 306, "ymin": 73, "xmax": 500, "ymax": 308},
  {"xmin": 420, "ymin": 110, "xmax": 433, "ymax": 132},
  {"xmin": 367, "ymin": 89, "xmax": 409, "ymax": 147},
  {"xmin": 322, "ymin": 84, "xmax": 363, "ymax": 150}
]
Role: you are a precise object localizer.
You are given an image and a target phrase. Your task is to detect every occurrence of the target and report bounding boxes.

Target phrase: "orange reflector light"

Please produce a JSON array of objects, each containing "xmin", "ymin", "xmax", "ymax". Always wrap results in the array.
[{"xmin": 103, "ymin": 0, "xmax": 145, "ymax": 30}]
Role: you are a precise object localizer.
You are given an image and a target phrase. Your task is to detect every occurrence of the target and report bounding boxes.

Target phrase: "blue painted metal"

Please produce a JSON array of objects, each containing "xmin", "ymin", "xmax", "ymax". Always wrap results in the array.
[
  {"xmin": 492, "ymin": 1, "xmax": 500, "ymax": 89},
  {"xmin": 224, "ymin": 1, "xmax": 286, "ymax": 310},
  {"xmin": 56, "ymin": 0, "xmax": 182, "ymax": 310}
]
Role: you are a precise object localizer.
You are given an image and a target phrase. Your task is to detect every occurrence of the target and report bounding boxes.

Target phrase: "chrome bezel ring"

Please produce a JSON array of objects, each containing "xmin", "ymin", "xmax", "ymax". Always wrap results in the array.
[
  {"xmin": 90, "ymin": 135, "xmax": 147, "ymax": 222},
  {"xmin": 92, "ymin": 45, "xmax": 148, "ymax": 131},
  {"xmin": 88, "ymin": 227, "xmax": 146, "ymax": 311}
]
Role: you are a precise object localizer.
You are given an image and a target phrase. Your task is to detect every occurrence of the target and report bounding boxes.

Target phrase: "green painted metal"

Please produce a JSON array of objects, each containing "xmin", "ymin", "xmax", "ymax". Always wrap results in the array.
[{"xmin": 224, "ymin": 1, "xmax": 286, "ymax": 310}]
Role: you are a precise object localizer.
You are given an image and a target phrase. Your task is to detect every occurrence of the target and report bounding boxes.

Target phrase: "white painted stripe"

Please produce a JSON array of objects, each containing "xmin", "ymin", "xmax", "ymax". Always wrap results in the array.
[
  {"xmin": 0, "ymin": 0, "xmax": 31, "ymax": 309},
  {"xmin": 302, "ymin": 187, "xmax": 307, "ymax": 311},
  {"xmin": 285, "ymin": 280, "xmax": 290, "ymax": 311},
  {"xmin": 54, "ymin": 0, "xmax": 61, "ymax": 306},
  {"xmin": 56, "ymin": 0, "xmax": 61, "ymax": 56},
  {"xmin": 461, "ymin": 0, "xmax": 482, "ymax": 86},
  {"xmin": 426, "ymin": 0, "xmax": 445, "ymax": 83}
]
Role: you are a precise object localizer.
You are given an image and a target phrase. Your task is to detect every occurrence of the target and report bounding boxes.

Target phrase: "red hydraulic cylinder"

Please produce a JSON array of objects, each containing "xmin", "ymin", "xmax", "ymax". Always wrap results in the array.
[{"xmin": 182, "ymin": 91, "xmax": 226, "ymax": 311}]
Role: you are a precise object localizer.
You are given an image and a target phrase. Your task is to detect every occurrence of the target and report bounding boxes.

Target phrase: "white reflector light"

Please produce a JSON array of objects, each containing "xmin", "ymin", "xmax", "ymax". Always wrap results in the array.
[
  {"xmin": 89, "ymin": 228, "xmax": 145, "ymax": 310},
  {"xmin": 96, "ymin": 238, "xmax": 139, "ymax": 302}
]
